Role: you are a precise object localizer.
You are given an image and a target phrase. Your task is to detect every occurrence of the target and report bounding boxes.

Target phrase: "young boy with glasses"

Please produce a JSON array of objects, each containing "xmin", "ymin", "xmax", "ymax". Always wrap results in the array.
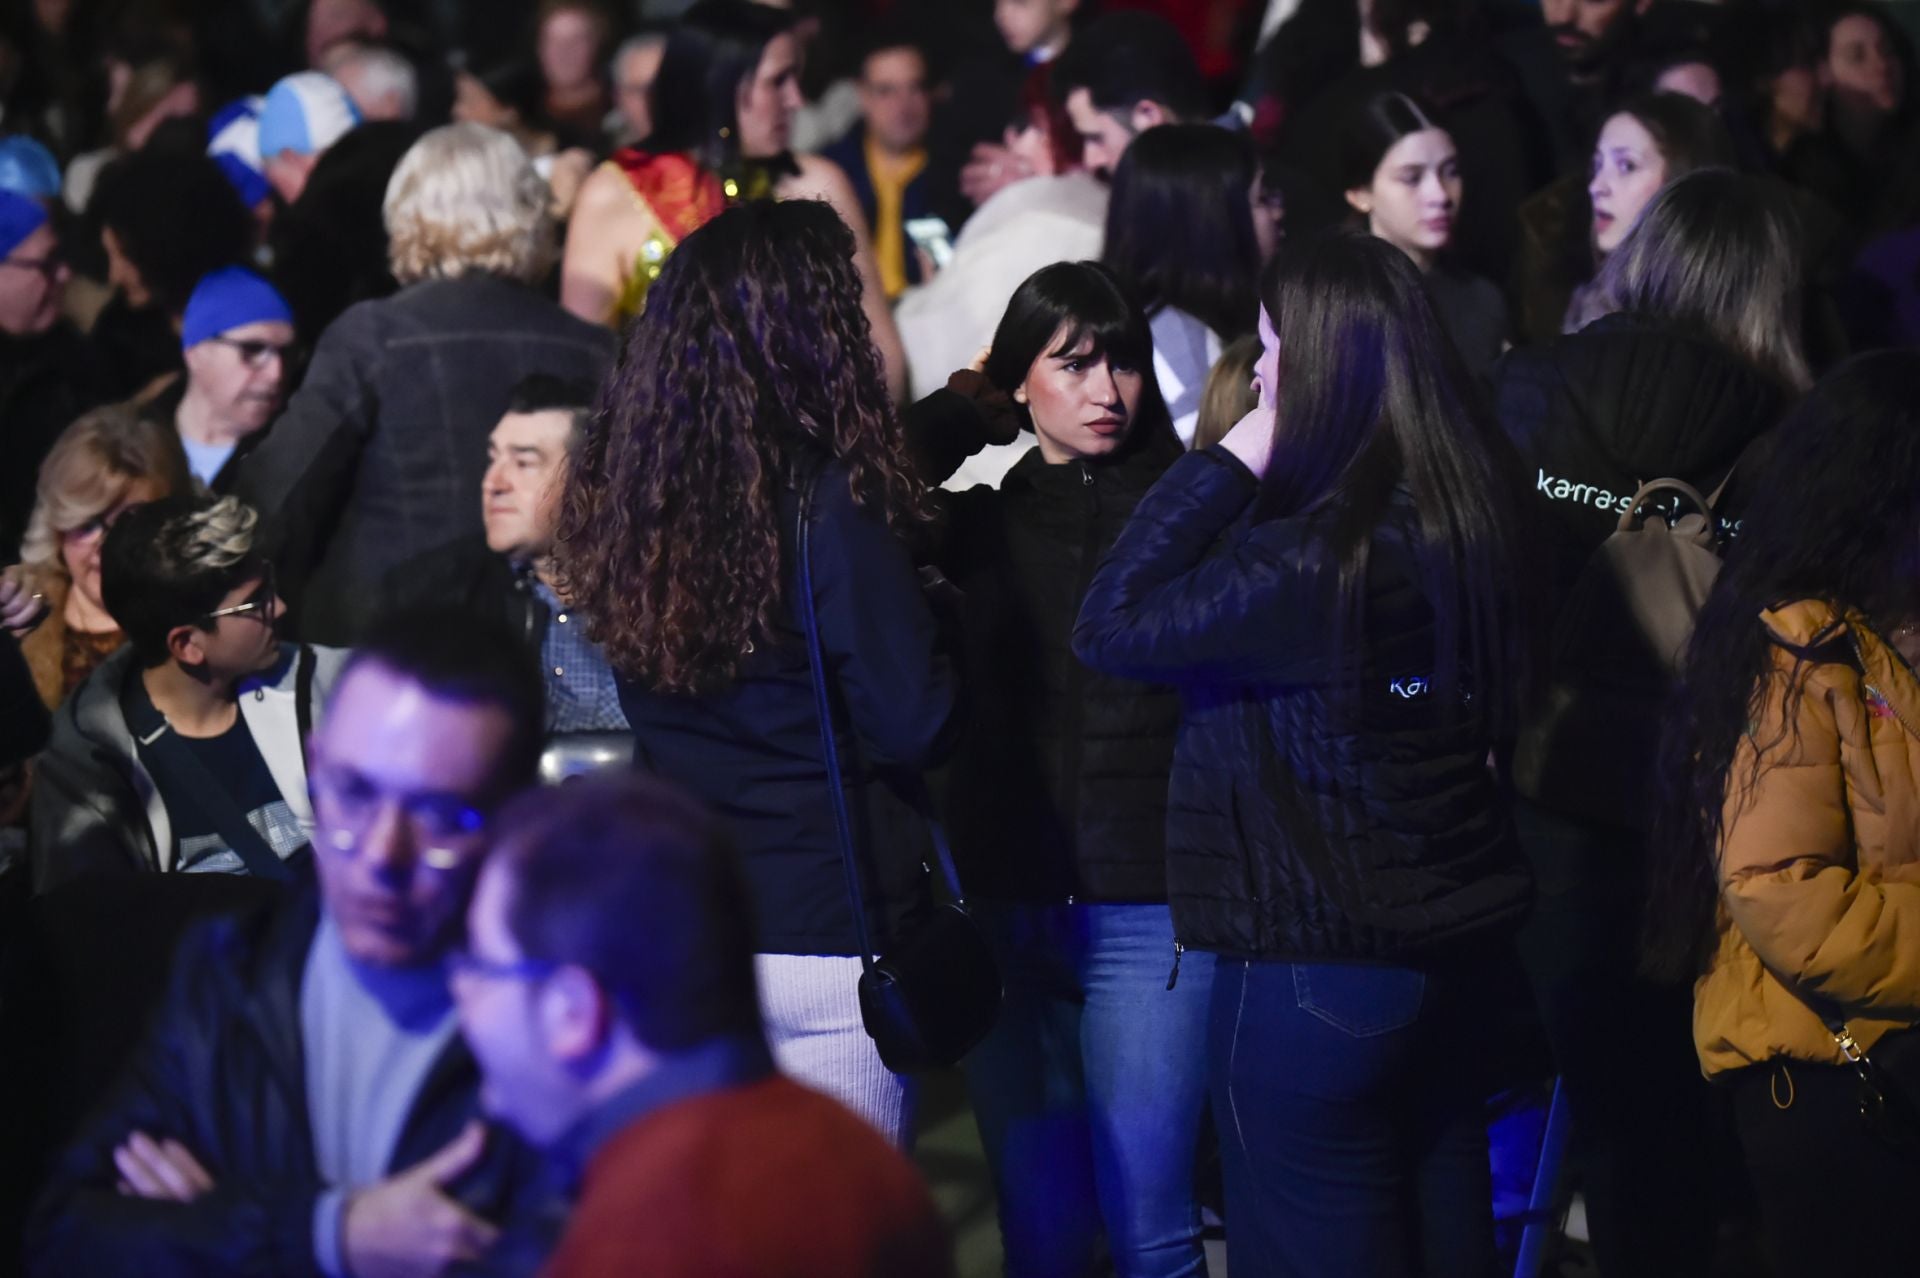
[{"xmin": 29, "ymin": 494, "xmax": 345, "ymax": 891}]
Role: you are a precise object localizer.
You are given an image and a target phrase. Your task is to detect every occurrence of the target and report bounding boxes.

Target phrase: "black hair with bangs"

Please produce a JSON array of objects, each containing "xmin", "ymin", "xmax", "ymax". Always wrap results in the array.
[{"xmin": 982, "ymin": 260, "xmax": 1175, "ymax": 449}]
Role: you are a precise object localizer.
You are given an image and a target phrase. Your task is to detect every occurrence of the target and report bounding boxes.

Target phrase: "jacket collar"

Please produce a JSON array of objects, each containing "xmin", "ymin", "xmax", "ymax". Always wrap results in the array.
[
  {"xmin": 1001, "ymin": 422, "xmax": 1184, "ymax": 496},
  {"xmin": 1761, "ymin": 599, "xmax": 1920, "ymax": 734},
  {"xmin": 69, "ymin": 642, "xmax": 318, "ymax": 870},
  {"xmin": 551, "ymin": 1033, "xmax": 775, "ymax": 1196}
]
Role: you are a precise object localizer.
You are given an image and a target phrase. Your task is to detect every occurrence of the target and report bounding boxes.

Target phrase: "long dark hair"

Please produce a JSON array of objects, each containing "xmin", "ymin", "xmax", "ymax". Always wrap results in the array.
[
  {"xmin": 1253, "ymin": 231, "xmax": 1526, "ymax": 724},
  {"xmin": 648, "ymin": 0, "xmax": 795, "ymax": 173},
  {"xmin": 554, "ymin": 199, "xmax": 928, "ymax": 695},
  {"xmin": 1101, "ymin": 124, "xmax": 1261, "ymax": 342},
  {"xmin": 982, "ymin": 261, "xmax": 1177, "ymax": 450},
  {"xmin": 1643, "ymin": 351, "xmax": 1920, "ymax": 982},
  {"xmin": 1336, "ymin": 91, "xmax": 1445, "ymax": 194}
]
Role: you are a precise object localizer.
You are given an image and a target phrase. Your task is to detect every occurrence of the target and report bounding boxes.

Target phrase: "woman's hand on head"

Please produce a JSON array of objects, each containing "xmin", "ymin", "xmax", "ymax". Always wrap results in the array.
[{"xmin": 1218, "ymin": 405, "xmax": 1277, "ymax": 478}]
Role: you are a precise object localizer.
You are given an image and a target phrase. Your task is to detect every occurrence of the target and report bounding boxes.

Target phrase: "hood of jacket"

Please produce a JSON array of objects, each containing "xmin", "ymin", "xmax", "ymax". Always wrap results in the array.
[{"xmin": 1530, "ymin": 313, "xmax": 1787, "ymax": 483}]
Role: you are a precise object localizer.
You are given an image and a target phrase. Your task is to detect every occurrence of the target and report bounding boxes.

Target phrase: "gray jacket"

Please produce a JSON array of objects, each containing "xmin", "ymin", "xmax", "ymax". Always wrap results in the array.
[{"xmin": 29, "ymin": 643, "xmax": 349, "ymax": 895}]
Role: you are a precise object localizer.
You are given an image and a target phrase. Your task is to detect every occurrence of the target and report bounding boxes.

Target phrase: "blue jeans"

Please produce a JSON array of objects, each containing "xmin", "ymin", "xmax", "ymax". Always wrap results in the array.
[
  {"xmin": 1211, "ymin": 956, "xmax": 1500, "ymax": 1278},
  {"xmin": 964, "ymin": 902, "xmax": 1216, "ymax": 1278}
]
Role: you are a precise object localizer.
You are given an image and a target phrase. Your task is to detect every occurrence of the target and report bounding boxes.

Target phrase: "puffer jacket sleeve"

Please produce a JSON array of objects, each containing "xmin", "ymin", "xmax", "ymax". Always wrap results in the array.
[
  {"xmin": 1073, "ymin": 448, "xmax": 1332, "ymax": 686},
  {"xmin": 1719, "ymin": 664, "xmax": 1920, "ymax": 1018}
]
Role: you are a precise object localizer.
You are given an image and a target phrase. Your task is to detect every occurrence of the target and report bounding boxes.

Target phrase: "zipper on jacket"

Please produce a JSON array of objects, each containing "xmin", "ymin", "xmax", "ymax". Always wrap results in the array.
[
  {"xmin": 1057, "ymin": 464, "xmax": 1102, "ymax": 892},
  {"xmin": 1166, "ymin": 941, "xmax": 1185, "ymax": 990},
  {"xmin": 1851, "ymin": 633, "xmax": 1920, "ymax": 740}
]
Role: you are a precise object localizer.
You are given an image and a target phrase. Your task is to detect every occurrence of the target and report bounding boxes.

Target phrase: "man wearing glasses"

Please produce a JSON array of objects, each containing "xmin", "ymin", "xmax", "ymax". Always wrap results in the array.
[
  {"xmin": 30, "ymin": 494, "xmax": 339, "ymax": 892},
  {"xmin": 0, "ymin": 160, "xmax": 111, "ymax": 561},
  {"xmin": 28, "ymin": 601, "xmax": 553, "ymax": 1278},
  {"xmin": 450, "ymin": 774, "xmax": 952, "ymax": 1278},
  {"xmin": 148, "ymin": 268, "xmax": 300, "ymax": 491}
]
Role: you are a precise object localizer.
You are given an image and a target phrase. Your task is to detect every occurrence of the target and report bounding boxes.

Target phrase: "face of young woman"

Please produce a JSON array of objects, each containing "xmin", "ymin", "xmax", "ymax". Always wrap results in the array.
[
  {"xmin": 735, "ymin": 33, "xmax": 804, "ymax": 159},
  {"xmin": 1588, "ymin": 112, "xmax": 1667, "ymax": 254},
  {"xmin": 1349, "ymin": 128, "xmax": 1460, "ymax": 266},
  {"xmin": 1825, "ymin": 14, "xmax": 1905, "ymax": 117},
  {"xmin": 1016, "ymin": 324, "xmax": 1145, "ymax": 464}
]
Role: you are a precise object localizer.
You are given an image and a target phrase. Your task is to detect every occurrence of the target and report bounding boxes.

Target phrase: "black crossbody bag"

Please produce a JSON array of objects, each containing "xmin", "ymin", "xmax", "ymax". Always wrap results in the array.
[{"xmin": 793, "ymin": 469, "xmax": 1000, "ymax": 1072}]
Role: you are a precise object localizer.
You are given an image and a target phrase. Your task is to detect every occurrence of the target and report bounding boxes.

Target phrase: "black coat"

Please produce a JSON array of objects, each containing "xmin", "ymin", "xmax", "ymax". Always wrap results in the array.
[
  {"xmin": 24, "ymin": 876, "xmax": 548, "ymax": 1278},
  {"xmin": 231, "ymin": 273, "xmax": 614, "ymax": 647},
  {"xmin": 909, "ymin": 392, "xmax": 1185, "ymax": 903},
  {"xmin": 0, "ymin": 323, "xmax": 110, "ymax": 565},
  {"xmin": 1074, "ymin": 449, "xmax": 1530, "ymax": 962},
  {"xmin": 617, "ymin": 460, "xmax": 959, "ymax": 957},
  {"xmin": 1493, "ymin": 312, "xmax": 1789, "ymax": 612},
  {"xmin": 379, "ymin": 537, "xmax": 547, "ymax": 652}
]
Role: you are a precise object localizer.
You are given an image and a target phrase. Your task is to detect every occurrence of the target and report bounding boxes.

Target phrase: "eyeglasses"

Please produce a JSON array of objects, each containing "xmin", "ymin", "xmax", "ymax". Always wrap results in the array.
[
  {"xmin": 202, "ymin": 565, "xmax": 276, "ymax": 624},
  {"xmin": 0, "ymin": 254, "xmax": 63, "ymax": 283},
  {"xmin": 310, "ymin": 762, "xmax": 489, "ymax": 869},
  {"xmin": 447, "ymin": 947, "xmax": 563, "ymax": 983},
  {"xmin": 209, "ymin": 336, "xmax": 295, "ymax": 368},
  {"xmin": 60, "ymin": 501, "xmax": 142, "ymax": 544}
]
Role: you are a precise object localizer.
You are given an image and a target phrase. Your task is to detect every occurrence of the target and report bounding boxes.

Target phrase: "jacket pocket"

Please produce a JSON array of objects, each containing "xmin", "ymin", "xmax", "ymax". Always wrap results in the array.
[{"xmin": 1292, "ymin": 963, "xmax": 1426, "ymax": 1038}]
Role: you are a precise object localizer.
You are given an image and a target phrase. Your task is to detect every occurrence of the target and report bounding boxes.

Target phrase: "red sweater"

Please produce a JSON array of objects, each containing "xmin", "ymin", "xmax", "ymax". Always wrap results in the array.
[{"xmin": 541, "ymin": 1076, "xmax": 953, "ymax": 1278}]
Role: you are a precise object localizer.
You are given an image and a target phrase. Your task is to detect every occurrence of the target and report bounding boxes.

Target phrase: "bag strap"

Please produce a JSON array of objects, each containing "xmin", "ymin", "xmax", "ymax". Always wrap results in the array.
[
  {"xmin": 793, "ymin": 467, "xmax": 968, "ymax": 974},
  {"xmin": 120, "ymin": 673, "xmax": 294, "ymax": 882},
  {"xmin": 294, "ymin": 643, "xmax": 316, "ymax": 763},
  {"xmin": 794, "ymin": 467, "xmax": 879, "ymax": 973}
]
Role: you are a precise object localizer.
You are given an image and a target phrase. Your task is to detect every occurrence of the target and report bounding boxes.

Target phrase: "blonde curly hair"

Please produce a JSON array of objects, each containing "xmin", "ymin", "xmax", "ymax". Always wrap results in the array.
[{"xmin": 384, "ymin": 122, "xmax": 556, "ymax": 286}]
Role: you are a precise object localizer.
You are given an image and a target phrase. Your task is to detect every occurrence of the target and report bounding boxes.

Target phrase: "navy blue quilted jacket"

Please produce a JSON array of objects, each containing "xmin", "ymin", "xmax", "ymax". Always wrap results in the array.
[{"xmin": 1073, "ymin": 448, "xmax": 1530, "ymax": 962}]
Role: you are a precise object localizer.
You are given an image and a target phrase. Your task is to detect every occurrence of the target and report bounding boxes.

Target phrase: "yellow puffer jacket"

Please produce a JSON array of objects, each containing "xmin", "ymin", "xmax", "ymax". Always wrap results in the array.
[{"xmin": 1694, "ymin": 599, "xmax": 1920, "ymax": 1079}]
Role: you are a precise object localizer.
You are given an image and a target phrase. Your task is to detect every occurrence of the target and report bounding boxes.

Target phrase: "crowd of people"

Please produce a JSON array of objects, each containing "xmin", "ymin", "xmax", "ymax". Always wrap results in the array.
[{"xmin": 2, "ymin": 0, "xmax": 1920, "ymax": 1276}]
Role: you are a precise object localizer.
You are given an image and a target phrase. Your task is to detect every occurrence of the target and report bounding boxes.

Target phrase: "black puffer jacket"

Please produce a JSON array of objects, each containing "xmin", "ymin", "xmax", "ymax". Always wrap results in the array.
[
  {"xmin": 1494, "ymin": 312, "xmax": 1789, "ymax": 608},
  {"xmin": 909, "ymin": 392, "xmax": 1184, "ymax": 903},
  {"xmin": 1074, "ymin": 449, "xmax": 1529, "ymax": 961}
]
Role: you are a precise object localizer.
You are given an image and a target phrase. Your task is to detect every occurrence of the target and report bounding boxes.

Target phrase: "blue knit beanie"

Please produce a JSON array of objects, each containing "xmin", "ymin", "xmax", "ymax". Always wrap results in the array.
[
  {"xmin": 181, "ymin": 267, "xmax": 294, "ymax": 349},
  {"xmin": 0, "ymin": 191, "xmax": 47, "ymax": 261},
  {"xmin": 0, "ymin": 137, "xmax": 61, "ymax": 202}
]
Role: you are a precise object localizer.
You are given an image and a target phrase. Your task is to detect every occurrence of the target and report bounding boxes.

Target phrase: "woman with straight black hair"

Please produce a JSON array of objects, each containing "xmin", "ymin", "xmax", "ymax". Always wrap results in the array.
[
  {"xmin": 559, "ymin": 0, "xmax": 905, "ymax": 396},
  {"xmin": 1338, "ymin": 91, "xmax": 1507, "ymax": 378},
  {"xmin": 1075, "ymin": 232, "xmax": 1530, "ymax": 1277},
  {"xmin": 904, "ymin": 261, "xmax": 1207, "ymax": 1275},
  {"xmin": 1647, "ymin": 350, "xmax": 1920, "ymax": 1276},
  {"xmin": 1101, "ymin": 123, "xmax": 1260, "ymax": 444}
]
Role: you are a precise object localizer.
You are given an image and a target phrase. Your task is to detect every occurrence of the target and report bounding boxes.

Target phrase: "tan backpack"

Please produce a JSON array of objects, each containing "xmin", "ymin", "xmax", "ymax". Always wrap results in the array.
[{"xmin": 1513, "ymin": 476, "xmax": 1729, "ymax": 831}]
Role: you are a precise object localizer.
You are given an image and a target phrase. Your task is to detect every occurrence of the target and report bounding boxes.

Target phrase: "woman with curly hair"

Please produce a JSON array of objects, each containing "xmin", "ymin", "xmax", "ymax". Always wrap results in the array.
[
  {"xmin": 1646, "ymin": 351, "xmax": 1920, "ymax": 1276},
  {"xmin": 556, "ymin": 197, "xmax": 956, "ymax": 1145}
]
